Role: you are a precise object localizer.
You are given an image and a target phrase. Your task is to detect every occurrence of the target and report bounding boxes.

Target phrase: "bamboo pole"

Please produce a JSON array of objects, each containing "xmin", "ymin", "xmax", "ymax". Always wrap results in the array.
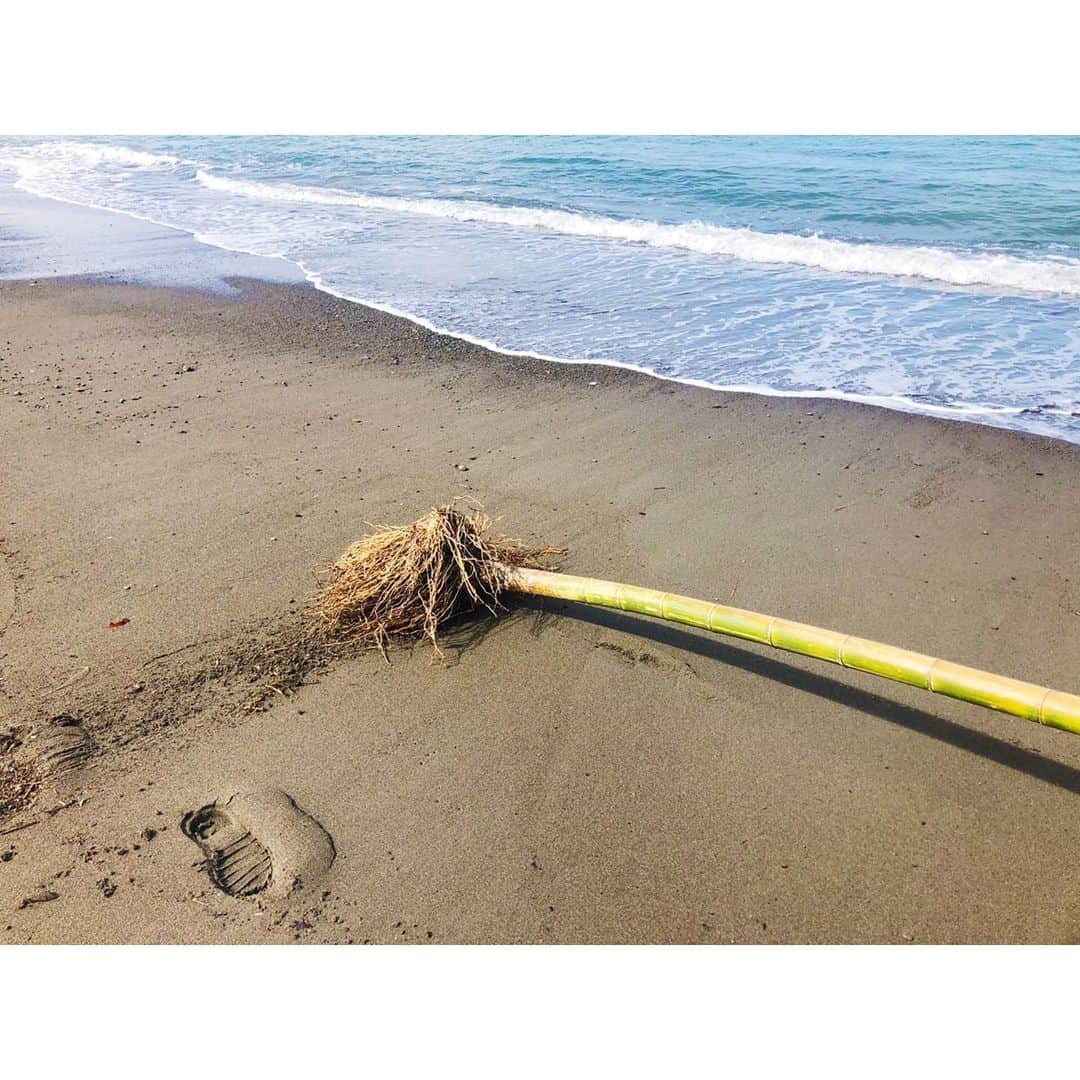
[{"xmin": 503, "ymin": 565, "xmax": 1080, "ymax": 736}]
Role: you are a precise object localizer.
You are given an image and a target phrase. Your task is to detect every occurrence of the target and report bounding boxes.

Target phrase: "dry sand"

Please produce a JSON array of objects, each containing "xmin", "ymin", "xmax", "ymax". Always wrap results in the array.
[{"xmin": 1, "ymin": 276, "xmax": 1079, "ymax": 943}]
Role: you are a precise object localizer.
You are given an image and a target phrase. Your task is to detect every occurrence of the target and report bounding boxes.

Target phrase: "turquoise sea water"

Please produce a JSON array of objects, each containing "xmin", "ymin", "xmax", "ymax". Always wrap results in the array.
[{"xmin": 1, "ymin": 136, "xmax": 1078, "ymax": 441}]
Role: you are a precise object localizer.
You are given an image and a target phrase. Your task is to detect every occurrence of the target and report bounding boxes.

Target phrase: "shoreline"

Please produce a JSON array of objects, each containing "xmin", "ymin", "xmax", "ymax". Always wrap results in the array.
[
  {"xmin": 2, "ymin": 182, "xmax": 1076, "ymax": 445},
  {"xmin": 1, "ymin": 273, "xmax": 1079, "ymax": 943}
]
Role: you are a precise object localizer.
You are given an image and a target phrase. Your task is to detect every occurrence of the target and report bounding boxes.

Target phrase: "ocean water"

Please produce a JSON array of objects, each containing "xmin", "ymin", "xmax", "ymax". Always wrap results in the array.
[{"xmin": 1, "ymin": 136, "xmax": 1078, "ymax": 442}]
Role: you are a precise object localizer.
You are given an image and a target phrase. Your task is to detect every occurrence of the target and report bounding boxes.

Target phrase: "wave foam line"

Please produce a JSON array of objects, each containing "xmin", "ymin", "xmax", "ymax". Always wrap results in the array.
[
  {"xmin": 290, "ymin": 259, "xmax": 1060, "ymax": 428},
  {"xmin": 0, "ymin": 140, "xmax": 184, "ymax": 170},
  {"xmin": 0, "ymin": 179, "xmax": 1073, "ymax": 441},
  {"xmin": 196, "ymin": 170, "xmax": 1080, "ymax": 297}
]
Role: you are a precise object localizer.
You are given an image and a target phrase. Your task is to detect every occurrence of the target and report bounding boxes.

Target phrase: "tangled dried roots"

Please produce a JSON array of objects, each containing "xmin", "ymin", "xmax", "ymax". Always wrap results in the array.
[{"xmin": 316, "ymin": 503, "xmax": 561, "ymax": 654}]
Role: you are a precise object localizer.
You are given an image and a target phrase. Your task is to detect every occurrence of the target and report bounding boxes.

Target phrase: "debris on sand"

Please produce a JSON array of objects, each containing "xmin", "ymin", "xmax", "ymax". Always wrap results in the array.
[
  {"xmin": 0, "ymin": 754, "xmax": 40, "ymax": 820},
  {"xmin": 18, "ymin": 888, "xmax": 59, "ymax": 910}
]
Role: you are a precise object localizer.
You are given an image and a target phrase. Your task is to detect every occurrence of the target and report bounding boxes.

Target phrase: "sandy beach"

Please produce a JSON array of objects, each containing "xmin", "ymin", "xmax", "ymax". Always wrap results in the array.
[{"xmin": 2, "ymin": 273, "xmax": 1079, "ymax": 944}]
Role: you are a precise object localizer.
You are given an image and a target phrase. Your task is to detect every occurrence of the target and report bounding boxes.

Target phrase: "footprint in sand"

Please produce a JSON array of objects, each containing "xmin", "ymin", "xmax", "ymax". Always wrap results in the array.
[
  {"xmin": 181, "ymin": 788, "xmax": 334, "ymax": 900},
  {"xmin": 16, "ymin": 714, "xmax": 96, "ymax": 779}
]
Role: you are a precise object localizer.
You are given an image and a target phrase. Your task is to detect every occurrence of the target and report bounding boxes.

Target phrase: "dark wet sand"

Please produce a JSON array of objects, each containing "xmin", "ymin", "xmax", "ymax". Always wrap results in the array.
[{"xmin": 1, "ymin": 276, "xmax": 1079, "ymax": 943}]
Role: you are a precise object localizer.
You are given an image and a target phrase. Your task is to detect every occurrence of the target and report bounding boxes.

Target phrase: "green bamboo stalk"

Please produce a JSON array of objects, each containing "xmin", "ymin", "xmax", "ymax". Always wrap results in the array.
[{"xmin": 503, "ymin": 565, "xmax": 1080, "ymax": 736}]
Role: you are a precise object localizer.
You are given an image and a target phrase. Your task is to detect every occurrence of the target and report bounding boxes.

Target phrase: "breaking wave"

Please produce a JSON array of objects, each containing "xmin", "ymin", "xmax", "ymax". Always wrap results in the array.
[{"xmin": 195, "ymin": 169, "xmax": 1080, "ymax": 297}]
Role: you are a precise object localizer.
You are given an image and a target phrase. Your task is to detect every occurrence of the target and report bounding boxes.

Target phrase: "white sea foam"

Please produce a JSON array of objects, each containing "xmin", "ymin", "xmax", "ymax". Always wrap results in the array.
[
  {"xmin": 195, "ymin": 170, "xmax": 1080, "ymax": 297},
  {"xmin": 0, "ymin": 140, "xmax": 183, "ymax": 171},
  {"xmin": 290, "ymin": 259, "xmax": 1066, "ymax": 435}
]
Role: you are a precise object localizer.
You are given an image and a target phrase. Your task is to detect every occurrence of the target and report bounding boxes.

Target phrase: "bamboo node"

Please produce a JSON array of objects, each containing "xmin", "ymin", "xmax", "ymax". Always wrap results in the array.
[
  {"xmin": 1037, "ymin": 687, "xmax": 1053, "ymax": 726},
  {"xmin": 926, "ymin": 657, "xmax": 942, "ymax": 692},
  {"xmin": 838, "ymin": 634, "xmax": 854, "ymax": 668}
]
